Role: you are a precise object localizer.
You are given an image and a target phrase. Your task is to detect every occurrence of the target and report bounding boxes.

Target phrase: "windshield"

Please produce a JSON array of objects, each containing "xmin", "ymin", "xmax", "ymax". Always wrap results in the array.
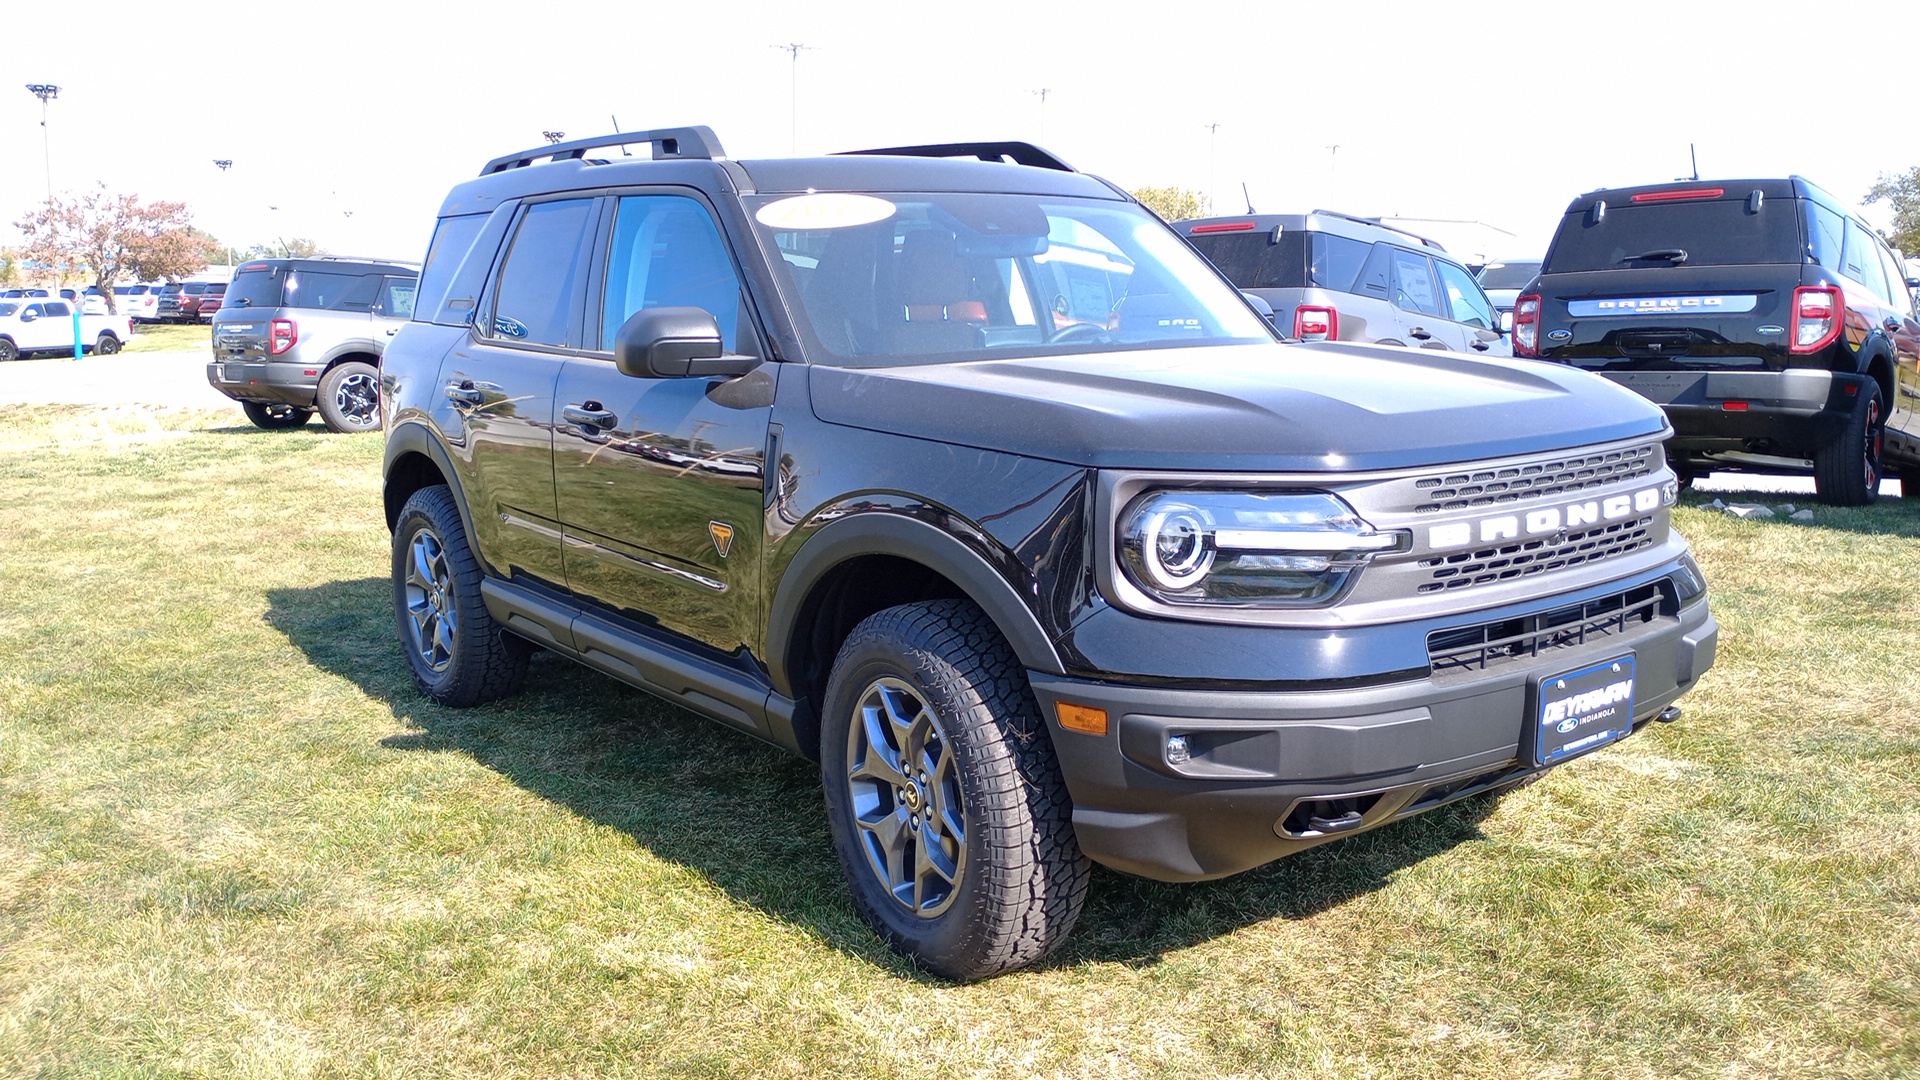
[
  {"xmin": 0, "ymin": 303, "xmax": 16, "ymax": 317},
  {"xmin": 746, "ymin": 192, "xmax": 1271, "ymax": 366},
  {"xmin": 1476, "ymin": 260, "xmax": 1541, "ymax": 289}
]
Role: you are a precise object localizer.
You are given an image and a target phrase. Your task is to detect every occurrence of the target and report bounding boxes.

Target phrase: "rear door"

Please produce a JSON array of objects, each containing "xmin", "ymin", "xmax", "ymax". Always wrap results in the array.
[
  {"xmin": 372, "ymin": 275, "xmax": 416, "ymax": 346},
  {"xmin": 1384, "ymin": 247, "xmax": 1465, "ymax": 350}
]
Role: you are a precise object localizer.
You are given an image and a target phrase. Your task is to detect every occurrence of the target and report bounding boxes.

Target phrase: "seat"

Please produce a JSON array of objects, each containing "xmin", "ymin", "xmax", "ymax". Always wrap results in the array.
[{"xmin": 889, "ymin": 229, "xmax": 984, "ymax": 354}]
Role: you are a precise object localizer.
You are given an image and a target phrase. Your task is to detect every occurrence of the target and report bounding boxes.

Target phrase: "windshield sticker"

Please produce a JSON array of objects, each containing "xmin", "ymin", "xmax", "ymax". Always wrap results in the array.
[{"xmin": 755, "ymin": 193, "xmax": 896, "ymax": 230}]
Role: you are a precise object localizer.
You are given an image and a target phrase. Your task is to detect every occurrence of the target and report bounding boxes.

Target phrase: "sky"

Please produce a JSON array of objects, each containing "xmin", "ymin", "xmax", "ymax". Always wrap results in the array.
[{"xmin": 5, "ymin": 0, "xmax": 1920, "ymax": 273}]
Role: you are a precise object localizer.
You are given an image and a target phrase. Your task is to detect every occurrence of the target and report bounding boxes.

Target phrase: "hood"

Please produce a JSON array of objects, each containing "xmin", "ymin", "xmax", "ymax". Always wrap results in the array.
[{"xmin": 806, "ymin": 341, "xmax": 1669, "ymax": 471}]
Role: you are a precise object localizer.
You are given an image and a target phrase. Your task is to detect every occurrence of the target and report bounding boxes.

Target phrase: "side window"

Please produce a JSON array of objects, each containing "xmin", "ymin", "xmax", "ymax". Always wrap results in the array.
[
  {"xmin": 1309, "ymin": 232, "xmax": 1371, "ymax": 291},
  {"xmin": 23, "ymin": 303, "xmax": 44, "ymax": 317},
  {"xmin": 1436, "ymin": 260, "xmax": 1493, "ymax": 329},
  {"xmin": 44, "ymin": 302, "xmax": 70, "ymax": 317},
  {"xmin": 1805, "ymin": 202, "xmax": 1844, "ymax": 269},
  {"xmin": 1841, "ymin": 220, "xmax": 1890, "ymax": 302},
  {"xmin": 380, "ymin": 277, "xmax": 417, "ymax": 319},
  {"xmin": 1390, "ymin": 249, "xmax": 1441, "ymax": 316},
  {"xmin": 599, "ymin": 195, "xmax": 745, "ymax": 352},
  {"xmin": 491, "ymin": 198, "xmax": 596, "ymax": 347},
  {"xmin": 1874, "ymin": 241, "xmax": 1914, "ymax": 317}
]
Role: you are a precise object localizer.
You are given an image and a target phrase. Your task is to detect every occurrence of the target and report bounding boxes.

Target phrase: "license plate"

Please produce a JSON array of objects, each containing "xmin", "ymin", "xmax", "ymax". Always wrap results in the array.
[
  {"xmin": 1531, "ymin": 654, "xmax": 1636, "ymax": 766},
  {"xmin": 222, "ymin": 363, "xmax": 244, "ymax": 382}
]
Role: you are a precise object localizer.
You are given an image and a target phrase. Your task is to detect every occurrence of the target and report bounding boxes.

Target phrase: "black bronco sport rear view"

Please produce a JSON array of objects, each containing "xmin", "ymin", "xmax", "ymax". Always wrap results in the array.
[
  {"xmin": 380, "ymin": 127, "xmax": 1718, "ymax": 979},
  {"xmin": 1515, "ymin": 177, "xmax": 1920, "ymax": 504}
]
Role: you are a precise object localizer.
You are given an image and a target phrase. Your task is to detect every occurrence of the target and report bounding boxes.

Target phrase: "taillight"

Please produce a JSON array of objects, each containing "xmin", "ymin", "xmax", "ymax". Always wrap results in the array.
[
  {"xmin": 1789, "ymin": 285, "xmax": 1841, "ymax": 354},
  {"xmin": 1293, "ymin": 305, "xmax": 1338, "ymax": 341},
  {"xmin": 1512, "ymin": 293, "xmax": 1542, "ymax": 356},
  {"xmin": 269, "ymin": 318, "xmax": 297, "ymax": 355}
]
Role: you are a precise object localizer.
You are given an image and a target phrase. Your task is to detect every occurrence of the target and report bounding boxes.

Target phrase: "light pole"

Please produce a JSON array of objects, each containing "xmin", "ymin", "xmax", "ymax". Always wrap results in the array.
[
  {"xmin": 772, "ymin": 43, "xmax": 813, "ymax": 154},
  {"xmin": 1203, "ymin": 122, "xmax": 1221, "ymax": 216},
  {"xmin": 25, "ymin": 83, "xmax": 59, "ymax": 201},
  {"xmin": 1031, "ymin": 88, "xmax": 1051, "ymax": 143},
  {"xmin": 542, "ymin": 131, "xmax": 565, "ymax": 144},
  {"xmin": 212, "ymin": 161, "xmax": 234, "ymax": 265}
]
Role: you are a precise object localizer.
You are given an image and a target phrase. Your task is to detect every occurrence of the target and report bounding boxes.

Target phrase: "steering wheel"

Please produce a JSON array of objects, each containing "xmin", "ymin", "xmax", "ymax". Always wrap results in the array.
[{"xmin": 1050, "ymin": 321, "xmax": 1110, "ymax": 344}]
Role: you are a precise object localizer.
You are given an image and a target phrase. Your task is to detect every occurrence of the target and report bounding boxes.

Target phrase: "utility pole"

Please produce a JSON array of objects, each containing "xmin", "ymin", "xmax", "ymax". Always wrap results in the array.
[
  {"xmin": 25, "ymin": 84, "xmax": 59, "ymax": 202},
  {"xmin": 542, "ymin": 131, "xmax": 565, "ymax": 144},
  {"xmin": 772, "ymin": 43, "xmax": 813, "ymax": 154},
  {"xmin": 1031, "ymin": 88, "xmax": 1052, "ymax": 143},
  {"xmin": 213, "ymin": 160, "xmax": 234, "ymax": 266},
  {"xmin": 1326, "ymin": 144, "xmax": 1340, "ymax": 203},
  {"xmin": 1203, "ymin": 123, "xmax": 1221, "ymax": 216}
]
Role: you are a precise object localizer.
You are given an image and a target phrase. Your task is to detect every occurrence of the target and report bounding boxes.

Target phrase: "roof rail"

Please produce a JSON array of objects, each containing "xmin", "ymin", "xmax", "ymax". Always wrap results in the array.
[
  {"xmin": 480, "ymin": 126, "xmax": 726, "ymax": 176},
  {"xmin": 836, "ymin": 141, "xmax": 1076, "ymax": 173},
  {"xmin": 1308, "ymin": 208, "xmax": 1447, "ymax": 251},
  {"xmin": 265, "ymin": 254, "xmax": 421, "ymax": 267}
]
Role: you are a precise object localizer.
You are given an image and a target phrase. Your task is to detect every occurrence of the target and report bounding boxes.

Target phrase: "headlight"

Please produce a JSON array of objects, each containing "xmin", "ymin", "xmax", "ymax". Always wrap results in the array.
[{"xmin": 1118, "ymin": 491, "xmax": 1408, "ymax": 607}]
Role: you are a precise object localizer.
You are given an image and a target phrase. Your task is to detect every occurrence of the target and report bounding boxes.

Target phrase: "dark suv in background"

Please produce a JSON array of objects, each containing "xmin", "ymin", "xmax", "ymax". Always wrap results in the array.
[
  {"xmin": 374, "ymin": 127, "xmax": 1714, "ymax": 979},
  {"xmin": 157, "ymin": 280, "xmax": 225, "ymax": 323},
  {"xmin": 1515, "ymin": 178, "xmax": 1920, "ymax": 504},
  {"xmin": 1178, "ymin": 211, "xmax": 1508, "ymax": 355},
  {"xmin": 208, "ymin": 256, "xmax": 418, "ymax": 431}
]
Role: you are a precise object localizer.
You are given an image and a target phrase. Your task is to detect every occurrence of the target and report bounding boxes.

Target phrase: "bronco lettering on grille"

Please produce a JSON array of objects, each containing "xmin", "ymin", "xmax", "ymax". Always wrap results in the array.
[{"xmin": 1428, "ymin": 485, "xmax": 1668, "ymax": 550}]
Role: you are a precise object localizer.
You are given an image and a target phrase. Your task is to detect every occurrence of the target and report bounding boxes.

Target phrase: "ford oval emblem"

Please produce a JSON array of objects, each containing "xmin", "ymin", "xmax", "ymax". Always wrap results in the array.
[
  {"xmin": 1547, "ymin": 329, "xmax": 1573, "ymax": 341},
  {"xmin": 1757, "ymin": 324, "xmax": 1785, "ymax": 335},
  {"xmin": 1556, "ymin": 717, "xmax": 1580, "ymax": 734}
]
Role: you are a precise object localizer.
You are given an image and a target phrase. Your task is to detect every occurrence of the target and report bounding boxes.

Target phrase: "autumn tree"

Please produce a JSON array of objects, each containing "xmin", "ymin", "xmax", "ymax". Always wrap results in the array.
[
  {"xmin": 13, "ymin": 184, "xmax": 203, "ymax": 312},
  {"xmin": 1865, "ymin": 167, "xmax": 1920, "ymax": 255},
  {"xmin": 1130, "ymin": 186, "xmax": 1210, "ymax": 223},
  {"xmin": 238, "ymin": 237, "xmax": 328, "ymax": 260}
]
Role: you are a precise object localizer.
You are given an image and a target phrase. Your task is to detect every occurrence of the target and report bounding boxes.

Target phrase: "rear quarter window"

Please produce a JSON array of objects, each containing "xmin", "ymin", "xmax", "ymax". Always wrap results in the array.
[
  {"xmin": 1544, "ymin": 198, "xmax": 1802, "ymax": 272},
  {"xmin": 415, "ymin": 213, "xmax": 490, "ymax": 324}
]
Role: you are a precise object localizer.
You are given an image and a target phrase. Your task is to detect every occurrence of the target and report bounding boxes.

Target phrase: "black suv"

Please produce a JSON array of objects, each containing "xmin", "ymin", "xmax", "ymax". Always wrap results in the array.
[
  {"xmin": 1515, "ymin": 178, "xmax": 1920, "ymax": 504},
  {"xmin": 208, "ymin": 256, "xmax": 418, "ymax": 431},
  {"xmin": 380, "ymin": 127, "xmax": 1717, "ymax": 979}
]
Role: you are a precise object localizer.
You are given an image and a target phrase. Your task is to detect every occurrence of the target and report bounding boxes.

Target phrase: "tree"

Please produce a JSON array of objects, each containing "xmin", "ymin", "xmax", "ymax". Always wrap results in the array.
[
  {"xmin": 1130, "ymin": 186, "xmax": 1210, "ymax": 223},
  {"xmin": 13, "ymin": 184, "xmax": 202, "ymax": 312},
  {"xmin": 238, "ymin": 237, "xmax": 327, "ymax": 260},
  {"xmin": 1865, "ymin": 167, "xmax": 1920, "ymax": 255}
]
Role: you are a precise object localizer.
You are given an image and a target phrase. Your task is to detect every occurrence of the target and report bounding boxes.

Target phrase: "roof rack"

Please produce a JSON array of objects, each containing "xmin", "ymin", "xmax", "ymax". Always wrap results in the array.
[
  {"xmin": 836, "ymin": 141, "xmax": 1076, "ymax": 173},
  {"xmin": 1308, "ymin": 208, "xmax": 1447, "ymax": 251},
  {"xmin": 480, "ymin": 126, "xmax": 725, "ymax": 176}
]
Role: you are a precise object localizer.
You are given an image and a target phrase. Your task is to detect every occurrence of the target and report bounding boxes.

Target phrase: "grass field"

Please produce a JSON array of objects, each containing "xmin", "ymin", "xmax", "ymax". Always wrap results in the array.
[
  {"xmin": 1, "ymin": 404, "xmax": 1915, "ymax": 1078},
  {"xmin": 122, "ymin": 323, "xmax": 211, "ymax": 354}
]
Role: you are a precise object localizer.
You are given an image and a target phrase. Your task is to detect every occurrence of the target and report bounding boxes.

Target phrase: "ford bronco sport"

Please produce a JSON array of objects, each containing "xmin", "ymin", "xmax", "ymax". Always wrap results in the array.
[
  {"xmin": 380, "ymin": 127, "xmax": 1717, "ymax": 979},
  {"xmin": 1515, "ymin": 177, "xmax": 1920, "ymax": 504}
]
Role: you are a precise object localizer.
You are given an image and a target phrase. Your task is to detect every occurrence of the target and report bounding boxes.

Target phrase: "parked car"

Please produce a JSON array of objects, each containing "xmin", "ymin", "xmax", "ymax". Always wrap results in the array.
[
  {"xmin": 377, "ymin": 126, "xmax": 1715, "ymax": 979},
  {"xmin": 1475, "ymin": 257, "xmax": 1542, "ymax": 329},
  {"xmin": 1177, "ymin": 210, "xmax": 1509, "ymax": 355},
  {"xmin": 0, "ymin": 299, "xmax": 133, "ymax": 359},
  {"xmin": 207, "ymin": 256, "xmax": 418, "ymax": 431},
  {"xmin": 1515, "ymin": 176, "xmax": 1920, "ymax": 504},
  {"xmin": 156, "ymin": 281, "xmax": 209, "ymax": 322},
  {"xmin": 114, "ymin": 282, "xmax": 166, "ymax": 322},
  {"xmin": 196, "ymin": 281, "xmax": 227, "ymax": 321}
]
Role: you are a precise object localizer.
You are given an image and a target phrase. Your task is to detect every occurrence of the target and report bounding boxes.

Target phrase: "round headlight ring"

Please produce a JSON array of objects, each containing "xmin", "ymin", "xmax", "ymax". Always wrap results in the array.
[{"xmin": 1141, "ymin": 505, "xmax": 1214, "ymax": 590}]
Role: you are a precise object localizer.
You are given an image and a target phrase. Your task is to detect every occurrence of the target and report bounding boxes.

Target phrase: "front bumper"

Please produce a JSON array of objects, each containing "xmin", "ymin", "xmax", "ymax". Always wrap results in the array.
[
  {"xmin": 206, "ymin": 358, "xmax": 320, "ymax": 408},
  {"xmin": 1028, "ymin": 580, "xmax": 1716, "ymax": 882}
]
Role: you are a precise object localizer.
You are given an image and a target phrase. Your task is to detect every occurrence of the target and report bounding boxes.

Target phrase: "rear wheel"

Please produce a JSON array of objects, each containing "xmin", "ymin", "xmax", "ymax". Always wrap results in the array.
[
  {"xmin": 94, "ymin": 333, "xmax": 121, "ymax": 355},
  {"xmin": 391, "ymin": 485, "xmax": 530, "ymax": 706},
  {"xmin": 1813, "ymin": 383, "xmax": 1884, "ymax": 506},
  {"xmin": 821, "ymin": 599, "xmax": 1089, "ymax": 981},
  {"xmin": 0, "ymin": 338, "xmax": 16, "ymax": 361},
  {"xmin": 241, "ymin": 401, "xmax": 313, "ymax": 430},
  {"xmin": 317, "ymin": 361, "xmax": 381, "ymax": 433}
]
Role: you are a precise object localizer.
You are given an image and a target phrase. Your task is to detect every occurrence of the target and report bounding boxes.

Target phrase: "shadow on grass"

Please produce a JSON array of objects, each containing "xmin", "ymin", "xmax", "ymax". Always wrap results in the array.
[{"xmin": 267, "ymin": 577, "xmax": 1496, "ymax": 975}]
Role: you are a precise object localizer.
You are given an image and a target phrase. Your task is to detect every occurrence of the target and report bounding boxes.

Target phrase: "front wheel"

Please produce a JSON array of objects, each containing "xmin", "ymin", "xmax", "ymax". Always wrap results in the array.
[
  {"xmin": 94, "ymin": 333, "xmax": 122, "ymax": 355},
  {"xmin": 241, "ymin": 401, "xmax": 314, "ymax": 430},
  {"xmin": 317, "ymin": 361, "xmax": 381, "ymax": 433},
  {"xmin": 1813, "ymin": 382, "xmax": 1884, "ymax": 506},
  {"xmin": 821, "ymin": 599, "xmax": 1089, "ymax": 981},
  {"xmin": 391, "ymin": 485, "xmax": 530, "ymax": 706}
]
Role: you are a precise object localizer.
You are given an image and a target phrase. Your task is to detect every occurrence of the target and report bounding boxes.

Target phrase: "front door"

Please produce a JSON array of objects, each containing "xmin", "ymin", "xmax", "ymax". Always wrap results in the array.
[{"xmin": 552, "ymin": 192, "xmax": 773, "ymax": 654}]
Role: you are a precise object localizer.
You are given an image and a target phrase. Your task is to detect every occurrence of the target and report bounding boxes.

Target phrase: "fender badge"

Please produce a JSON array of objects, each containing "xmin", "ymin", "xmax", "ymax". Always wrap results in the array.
[
  {"xmin": 708, "ymin": 521, "xmax": 735, "ymax": 558},
  {"xmin": 1547, "ymin": 329, "xmax": 1573, "ymax": 341}
]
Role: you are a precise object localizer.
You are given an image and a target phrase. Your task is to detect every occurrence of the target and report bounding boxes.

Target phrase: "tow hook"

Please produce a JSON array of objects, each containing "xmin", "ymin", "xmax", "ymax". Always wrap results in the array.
[{"xmin": 1656, "ymin": 706, "xmax": 1683, "ymax": 723}]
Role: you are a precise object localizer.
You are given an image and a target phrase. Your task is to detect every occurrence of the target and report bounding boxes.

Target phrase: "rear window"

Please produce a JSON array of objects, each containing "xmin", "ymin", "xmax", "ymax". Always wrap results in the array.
[
  {"xmin": 1476, "ymin": 260, "xmax": 1541, "ymax": 289},
  {"xmin": 1186, "ymin": 228, "xmax": 1308, "ymax": 290},
  {"xmin": 224, "ymin": 266, "xmax": 287, "ymax": 309},
  {"xmin": 1544, "ymin": 197, "xmax": 1802, "ymax": 273}
]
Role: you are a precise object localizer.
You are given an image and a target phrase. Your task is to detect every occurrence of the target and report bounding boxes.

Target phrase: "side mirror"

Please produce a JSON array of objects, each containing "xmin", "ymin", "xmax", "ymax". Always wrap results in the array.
[
  {"xmin": 1476, "ymin": 327, "xmax": 1504, "ymax": 343},
  {"xmin": 613, "ymin": 306, "xmax": 757, "ymax": 379}
]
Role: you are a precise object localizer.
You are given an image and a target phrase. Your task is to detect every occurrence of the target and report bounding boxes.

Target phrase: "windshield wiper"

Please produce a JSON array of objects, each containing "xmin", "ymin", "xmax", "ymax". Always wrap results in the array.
[{"xmin": 1622, "ymin": 248, "xmax": 1688, "ymax": 264}]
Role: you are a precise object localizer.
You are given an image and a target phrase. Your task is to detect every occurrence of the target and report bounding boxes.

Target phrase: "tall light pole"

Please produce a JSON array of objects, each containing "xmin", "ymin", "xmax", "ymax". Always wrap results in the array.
[
  {"xmin": 772, "ymin": 43, "xmax": 813, "ymax": 154},
  {"xmin": 542, "ymin": 131, "xmax": 565, "ymax": 144},
  {"xmin": 1031, "ymin": 88, "xmax": 1051, "ymax": 143},
  {"xmin": 25, "ymin": 84, "xmax": 59, "ymax": 202},
  {"xmin": 1203, "ymin": 122, "xmax": 1221, "ymax": 216},
  {"xmin": 212, "ymin": 161, "xmax": 234, "ymax": 265}
]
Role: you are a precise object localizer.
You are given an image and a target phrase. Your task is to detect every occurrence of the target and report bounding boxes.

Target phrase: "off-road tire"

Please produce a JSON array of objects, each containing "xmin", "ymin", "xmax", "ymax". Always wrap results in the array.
[
  {"xmin": 821, "ymin": 598, "xmax": 1090, "ymax": 981},
  {"xmin": 391, "ymin": 484, "xmax": 530, "ymax": 707},
  {"xmin": 241, "ymin": 401, "xmax": 313, "ymax": 430},
  {"xmin": 317, "ymin": 361, "xmax": 382, "ymax": 433},
  {"xmin": 93, "ymin": 333, "xmax": 122, "ymax": 355},
  {"xmin": 1813, "ymin": 382, "xmax": 1884, "ymax": 507}
]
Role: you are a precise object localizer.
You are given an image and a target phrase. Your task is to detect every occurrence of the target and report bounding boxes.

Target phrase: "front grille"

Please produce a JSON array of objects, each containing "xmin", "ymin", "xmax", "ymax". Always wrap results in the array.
[
  {"xmin": 1427, "ymin": 582, "xmax": 1671, "ymax": 676},
  {"xmin": 1412, "ymin": 444, "xmax": 1656, "ymax": 514},
  {"xmin": 1416, "ymin": 516, "xmax": 1653, "ymax": 594}
]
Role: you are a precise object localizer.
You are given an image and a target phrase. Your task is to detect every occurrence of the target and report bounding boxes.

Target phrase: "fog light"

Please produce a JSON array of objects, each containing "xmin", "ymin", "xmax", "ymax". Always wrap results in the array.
[{"xmin": 1166, "ymin": 735, "xmax": 1191, "ymax": 765}]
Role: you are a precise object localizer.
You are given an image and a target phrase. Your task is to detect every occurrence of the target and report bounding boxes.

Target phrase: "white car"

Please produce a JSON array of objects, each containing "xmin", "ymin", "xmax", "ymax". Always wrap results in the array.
[
  {"xmin": 0, "ymin": 298, "xmax": 134, "ymax": 360},
  {"xmin": 114, "ymin": 282, "xmax": 167, "ymax": 323}
]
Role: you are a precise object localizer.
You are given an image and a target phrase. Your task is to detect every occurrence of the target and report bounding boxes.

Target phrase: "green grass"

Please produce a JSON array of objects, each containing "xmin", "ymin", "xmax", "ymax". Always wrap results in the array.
[
  {"xmin": 122, "ymin": 323, "xmax": 211, "ymax": 354},
  {"xmin": 1, "ymin": 403, "xmax": 1916, "ymax": 1078}
]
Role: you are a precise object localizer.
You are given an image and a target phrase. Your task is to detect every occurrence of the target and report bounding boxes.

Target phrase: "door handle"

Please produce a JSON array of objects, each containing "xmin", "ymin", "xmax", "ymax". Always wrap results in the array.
[
  {"xmin": 445, "ymin": 382, "xmax": 485, "ymax": 405},
  {"xmin": 1470, "ymin": 340, "xmax": 1490, "ymax": 351},
  {"xmin": 563, "ymin": 402, "xmax": 618, "ymax": 428},
  {"xmin": 386, "ymin": 328, "xmax": 399, "ymax": 336},
  {"xmin": 1407, "ymin": 327, "xmax": 1433, "ymax": 340}
]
